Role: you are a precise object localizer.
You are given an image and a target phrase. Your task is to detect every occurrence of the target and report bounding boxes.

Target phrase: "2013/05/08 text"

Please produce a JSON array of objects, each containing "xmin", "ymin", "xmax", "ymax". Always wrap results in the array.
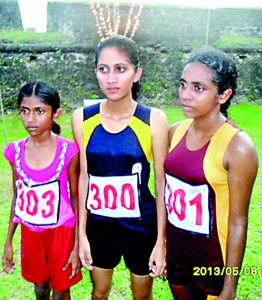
[{"xmin": 193, "ymin": 266, "xmax": 261, "ymax": 276}]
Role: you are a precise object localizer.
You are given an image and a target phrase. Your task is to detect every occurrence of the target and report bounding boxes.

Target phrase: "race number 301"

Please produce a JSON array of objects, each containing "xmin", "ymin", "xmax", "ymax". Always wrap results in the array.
[{"xmin": 165, "ymin": 174, "xmax": 210, "ymax": 234}]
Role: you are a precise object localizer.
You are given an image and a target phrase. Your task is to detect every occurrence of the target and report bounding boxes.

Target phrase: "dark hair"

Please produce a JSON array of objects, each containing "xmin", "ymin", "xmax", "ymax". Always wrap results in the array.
[
  {"xmin": 95, "ymin": 35, "xmax": 141, "ymax": 101},
  {"xmin": 18, "ymin": 81, "xmax": 61, "ymax": 134},
  {"xmin": 185, "ymin": 47, "xmax": 238, "ymax": 117}
]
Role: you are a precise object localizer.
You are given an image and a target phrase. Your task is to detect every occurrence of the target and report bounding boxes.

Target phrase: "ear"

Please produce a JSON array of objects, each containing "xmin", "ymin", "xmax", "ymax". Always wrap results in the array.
[
  {"xmin": 53, "ymin": 108, "xmax": 63, "ymax": 122},
  {"xmin": 94, "ymin": 68, "xmax": 97, "ymax": 75},
  {"xmin": 134, "ymin": 67, "xmax": 143, "ymax": 83},
  {"xmin": 218, "ymin": 89, "xmax": 233, "ymax": 105}
]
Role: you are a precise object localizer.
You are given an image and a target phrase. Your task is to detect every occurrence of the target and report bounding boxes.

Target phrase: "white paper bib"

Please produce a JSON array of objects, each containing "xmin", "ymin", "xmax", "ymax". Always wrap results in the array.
[
  {"xmin": 15, "ymin": 179, "xmax": 60, "ymax": 226},
  {"xmin": 165, "ymin": 174, "xmax": 210, "ymax": 235},
  {"xmin": 87, "ymin": 174, "xmax": 140, "ymax": 218}
]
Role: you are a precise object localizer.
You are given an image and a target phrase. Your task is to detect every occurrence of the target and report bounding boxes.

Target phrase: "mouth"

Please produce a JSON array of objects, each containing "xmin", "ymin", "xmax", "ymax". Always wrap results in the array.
[
  {"xmin": 107, "ymin": 87, "xmax": 119, "ymax": 93},
  {"xmin": 181, "ymin": 104, "xmax": 193, "ymax": 111},
  {"xmin": 26, "ymin": 126, "xmax": 38, "ymax": 132}
]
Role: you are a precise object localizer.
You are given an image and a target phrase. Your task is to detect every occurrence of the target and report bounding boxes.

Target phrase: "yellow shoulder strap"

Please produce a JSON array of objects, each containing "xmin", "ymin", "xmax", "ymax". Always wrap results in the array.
[
  {"xmin": 170, "ymin": 119, "xmax": 193, "ymax": 151},
  {"xmin": 204, "ymin": 122, "xmax": 240, "ymax": 263}
]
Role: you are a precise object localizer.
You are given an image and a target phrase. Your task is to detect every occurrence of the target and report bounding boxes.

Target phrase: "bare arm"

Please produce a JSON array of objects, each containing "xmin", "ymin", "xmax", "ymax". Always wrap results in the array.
[
  {"xmin": 72, "ymin": 107, "xmax": 93, "ymax": 270},
  {"xmin": 217, "ymin": 131, "xmax": 258, "ymax": 300},
  {"xmin": 2, "ymin": 163, "xmax": 18, "ymax": 274},
  {"xmin": 149, "ymin": 108, "xmax": 169, "ymax": 277},
  {"xmin": 63, "ymin": 152, "xmax": 82, "ymax": 278}
]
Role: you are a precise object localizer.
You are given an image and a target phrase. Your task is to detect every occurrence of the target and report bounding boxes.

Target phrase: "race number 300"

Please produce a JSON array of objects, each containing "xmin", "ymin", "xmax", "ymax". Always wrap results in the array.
[{"xmin": 87, "ymin": 174, "xmax": 140, "ymax": 218}]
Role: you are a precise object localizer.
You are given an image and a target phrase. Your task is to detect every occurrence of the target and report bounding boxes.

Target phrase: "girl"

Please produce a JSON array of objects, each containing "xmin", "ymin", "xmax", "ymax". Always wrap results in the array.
[
  {"xmin": 2, "ymin": 81, "xmax": 82, "ymax": 300},
  {"xmin": 72, "ymin": 35, "xmax": 168, "ymax": 299},
  {"xmin": 164, "ymin": 48, "xmax": 258, "ymax": 300}
]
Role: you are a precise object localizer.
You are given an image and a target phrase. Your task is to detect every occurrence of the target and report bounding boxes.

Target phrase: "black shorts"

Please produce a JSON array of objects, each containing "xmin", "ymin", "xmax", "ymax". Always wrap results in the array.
[
  {"xmin": 166, "ymin": 221, "xmax": 225, "ymax": 296},
  {"xmin": 87, "ymin": 217, "xmax": 157, "ymax": 276}
]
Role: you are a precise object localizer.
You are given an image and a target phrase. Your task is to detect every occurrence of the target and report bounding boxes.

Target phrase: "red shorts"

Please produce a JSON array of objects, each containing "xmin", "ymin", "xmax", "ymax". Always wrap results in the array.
[{"xmin": 21, "ymin": 225, "xmax": 82, "ymax": 291}]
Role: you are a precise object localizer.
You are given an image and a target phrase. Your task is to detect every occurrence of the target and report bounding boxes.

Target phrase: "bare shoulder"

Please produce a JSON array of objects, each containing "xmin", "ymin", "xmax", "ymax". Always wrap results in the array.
[
  {"xmin": 228, "ymin": 131, "xmax": 257, "ymax": 156},
  {"xmin": 72, "ymin": 107, "xmax": 84, "ymax": 128},
  {"xmin": 151, "ymin": 107, "xmax": 168, "ymax": 121},
  {"xmin": 72, "ymin": 107, "xmax": 83, "ymax": 120},
  {"xmin": 150, "ymin": 108, "xmax": 168, "ymax": 135},
  {"xmin": 225, "ymin": 130, "xmax": 258, "ymax": 170},
  {"xmin": 72, "ymin": 107, "xmax": 84, "ymax": 142}
]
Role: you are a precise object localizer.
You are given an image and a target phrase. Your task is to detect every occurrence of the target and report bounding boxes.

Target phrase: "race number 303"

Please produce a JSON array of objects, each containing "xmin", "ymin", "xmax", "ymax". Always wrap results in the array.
[{"xmin": 15, "ymin": 179, "xmax": 60, "ymax": 225}]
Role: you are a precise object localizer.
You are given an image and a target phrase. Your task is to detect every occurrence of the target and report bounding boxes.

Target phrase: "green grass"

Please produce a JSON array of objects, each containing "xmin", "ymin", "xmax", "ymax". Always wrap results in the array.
[
  {"xmin": 1, "ymin": 31, "xmax": 261, "ymax": 49},
  {"xmin": 215, "ymin": 35, "xmax": 262, "ymax": 48},
  {"xmin": 0, "ymin": 103, "xmax": 261, "ymax": 299},
  {"xmin": 0, "ymin": 31, "xmax": 74, "ymax": 44}
]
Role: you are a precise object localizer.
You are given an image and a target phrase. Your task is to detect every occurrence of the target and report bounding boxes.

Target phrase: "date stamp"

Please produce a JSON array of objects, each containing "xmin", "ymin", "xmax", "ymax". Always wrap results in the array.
[{"xmin": 193, "ymin": 266, "xmax": 261, "ymax": 276}]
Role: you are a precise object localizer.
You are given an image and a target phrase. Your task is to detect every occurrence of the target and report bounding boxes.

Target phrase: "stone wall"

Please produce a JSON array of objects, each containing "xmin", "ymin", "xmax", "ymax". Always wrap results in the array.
[
  {"xmin": 1, "ymin": 1, "xmax": 261, "ymax": 46},
  {"xmin": 1, "ymin": 46, "xmax": 261, "ymax": 111}
]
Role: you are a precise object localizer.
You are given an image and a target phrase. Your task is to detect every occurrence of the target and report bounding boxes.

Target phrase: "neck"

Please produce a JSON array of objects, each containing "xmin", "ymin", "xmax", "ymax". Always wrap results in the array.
[
  {"xmin": 192, "ymin": 112, "xmax": 226, "ymax": 136},
  {"xmin": 102, "ymin": 99, "xmax": 137, "ymax": 119},
  {"xmin": 27, "ymin": 131, "xmax": 56, "ymax": 147}
]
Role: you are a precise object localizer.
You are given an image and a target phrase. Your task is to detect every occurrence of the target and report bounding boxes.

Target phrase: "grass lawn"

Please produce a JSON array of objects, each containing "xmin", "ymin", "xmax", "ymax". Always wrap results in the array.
[{"xmin": 0, "ymin": 103, "xmax": 261, "ymax": 299}]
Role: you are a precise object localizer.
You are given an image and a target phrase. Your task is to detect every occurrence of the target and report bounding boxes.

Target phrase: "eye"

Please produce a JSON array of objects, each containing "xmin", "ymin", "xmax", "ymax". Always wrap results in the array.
[
  {"xmin": 117, "ymin": 65, "xmax": 126, "ymax": 73},
  {"xmin": 19, "ymin": 107, "xmax": 29, "ymax": 115},
  {"xmin": 195, "ymin": 84, "xmax": 204, "ymax": 92},
  {"xmin": 98, "ymin": 66, "xmax": 108, "ymax": 73},
  {"xmin": 37, "ymin": 108, "xmax": 45, "ymax": 114},
  {"xmin": 179, "ymin": 80, "xmax": 187, "ymax": 88}
]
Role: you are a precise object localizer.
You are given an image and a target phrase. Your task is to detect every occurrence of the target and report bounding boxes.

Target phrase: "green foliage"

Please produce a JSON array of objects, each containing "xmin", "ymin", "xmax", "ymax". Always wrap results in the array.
[
  {"xmin": 237, "ymin": 56, "xmax": 262, "ymax": 102},
  {"xmin": 140, "ymin": 47, "xmax": 183, "ymax": 107},
  {"xmin": 0, "ymin": 54, "xmax": 28, "ymax": 109},
  {"xmin": 0, "ymin": 29, "xmax": 262, "ymax": 110}
]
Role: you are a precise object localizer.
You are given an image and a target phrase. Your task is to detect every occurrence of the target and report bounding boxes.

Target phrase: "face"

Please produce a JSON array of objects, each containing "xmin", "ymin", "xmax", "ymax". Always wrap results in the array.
[
  {"xmin": 95, "ymin": 46, "xmax": 142, "ymax": 101},
  {"xmin": 19, "ymin": 95, "xmax": 59, "ymax": 136},
  {"xmin": 179, "ymin": 62, "xmax": 221, "ymax": 119}
]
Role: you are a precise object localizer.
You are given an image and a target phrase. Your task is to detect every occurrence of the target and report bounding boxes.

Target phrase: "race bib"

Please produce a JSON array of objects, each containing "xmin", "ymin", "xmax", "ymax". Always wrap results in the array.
[
  {"xmin": 165, "ymin": 174, "xmax": 210, "ymax": 234},
  {"xmin": 15, "ymin": 180, "xmax": 60, "ymax": 226},
  {"xmin": 87, "ymin": 174, "xmax": 140, "ymax": 218}
]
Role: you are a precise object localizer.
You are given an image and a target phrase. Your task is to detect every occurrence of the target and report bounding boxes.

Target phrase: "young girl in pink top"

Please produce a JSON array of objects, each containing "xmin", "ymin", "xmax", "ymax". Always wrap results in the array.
[{"xmin": 2, "ymin": 81, "xmax": 82, "ymax": 299}]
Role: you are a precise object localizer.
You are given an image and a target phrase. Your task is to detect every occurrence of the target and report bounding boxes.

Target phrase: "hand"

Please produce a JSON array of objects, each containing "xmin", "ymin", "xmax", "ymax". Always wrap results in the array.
[
  {"xmin": 162, "ymin": 268, "xmax": 168, "ymax": 281},
  {"xmin": 216, "ymin": 287, "xmax": 236, "ymax": 300},
  {"xmin": 79, "ymin": 237, "xmax": 93, "ymax": 270},
  {"xmin": 148, "ymin": 242, "xmax": 166, "ymax": 278},
  {"xmin": 216, "ymin": 294, "xmax": 236, "ymax": 300},
  {"xmin": 63, "ymin": 246, "xmax": 82, "ymax": 279},
  {"xmin": 2, "ymin": 243, "xmax": 15, "ymax": 274}
]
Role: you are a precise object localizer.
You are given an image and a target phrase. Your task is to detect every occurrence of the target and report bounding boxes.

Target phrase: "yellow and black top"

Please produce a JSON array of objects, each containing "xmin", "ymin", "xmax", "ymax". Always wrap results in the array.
[{"xmin": 83, "ymin": 102, "xmax": 157, "ymax": 233}]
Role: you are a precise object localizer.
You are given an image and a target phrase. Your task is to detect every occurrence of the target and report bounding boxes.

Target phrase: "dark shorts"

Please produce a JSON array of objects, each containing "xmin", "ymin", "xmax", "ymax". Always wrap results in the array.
[
  {"xmin": 21, "ymin": 225, "xmax": 82, "ymax": 291},
  {"xmin": 87, "ymin": 217, "xmax": 157, "ymax": 276},
  {"xmin": 166, "ymin": 221, "xmax": 224, "ymax": 296}
]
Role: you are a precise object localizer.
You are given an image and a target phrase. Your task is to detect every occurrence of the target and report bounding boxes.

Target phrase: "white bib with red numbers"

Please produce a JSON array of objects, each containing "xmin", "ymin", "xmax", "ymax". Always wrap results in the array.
[
  {"xmin": 15, "ymin": 179, "xmax": 60, "ymax": 226},
  {"xmin": 86, "ymin": 174, "xmax": 140, "ymax": 218},
  {"xmin": 165, "ymin": 174, "xmax": 210, "ymax": 235}
]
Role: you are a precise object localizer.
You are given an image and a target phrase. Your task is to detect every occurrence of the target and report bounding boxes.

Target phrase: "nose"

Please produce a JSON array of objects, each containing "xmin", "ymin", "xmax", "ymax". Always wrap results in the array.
[
  {"xmin": 28, "ymin": 111, "xmax": 36, "ymax": 122},
  {"xmin": 179, "ymin": 86, "xmax": 192, "ymax": 101},
  {"xmin": 107, "ymin": 71, "xmax": 117, "ymax": 83}
]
